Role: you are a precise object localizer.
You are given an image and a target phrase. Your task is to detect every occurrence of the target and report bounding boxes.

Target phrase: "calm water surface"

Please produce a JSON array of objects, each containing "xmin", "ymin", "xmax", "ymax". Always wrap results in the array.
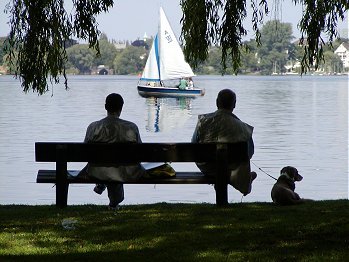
[{"xmin": 0, "ymin": 75, "xmax": 347, "ymax": 205}]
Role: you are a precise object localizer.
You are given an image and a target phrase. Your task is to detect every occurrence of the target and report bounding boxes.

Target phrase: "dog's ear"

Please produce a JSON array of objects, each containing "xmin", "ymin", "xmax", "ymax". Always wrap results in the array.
[
  {"xmin": 280, "ymin": 166, "xmax": 287, "ymax": 175},
  {"xmin": 280, "ymin": 166, "xmax": 293, "ymax": 176},
  {"xmin": 289, "ymin": 167, "xmax": 298, "ymax": 179}
]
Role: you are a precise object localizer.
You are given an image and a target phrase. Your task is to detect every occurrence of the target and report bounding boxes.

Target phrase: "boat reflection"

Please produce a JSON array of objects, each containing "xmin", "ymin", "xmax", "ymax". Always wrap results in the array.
[{"xmin": 145, "ymin": 97, "xmax": 193, "ymax": 132}]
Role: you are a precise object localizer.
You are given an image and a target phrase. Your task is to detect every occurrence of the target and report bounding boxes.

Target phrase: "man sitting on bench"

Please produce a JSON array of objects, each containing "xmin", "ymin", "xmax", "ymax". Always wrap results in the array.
[
  {"xmin": 192, "ymin": 89, "xmax": 257, "ymax": 196},
  {"xmin": 81, "ymin": 93, "xmax": 145, "ymax": 210}
]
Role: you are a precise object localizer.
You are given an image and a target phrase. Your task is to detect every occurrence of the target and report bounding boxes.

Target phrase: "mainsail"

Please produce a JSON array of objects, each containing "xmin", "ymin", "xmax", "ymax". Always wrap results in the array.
[{"xmin": 140, "ymin": 7, "xmax": 194, "ymax": 82}]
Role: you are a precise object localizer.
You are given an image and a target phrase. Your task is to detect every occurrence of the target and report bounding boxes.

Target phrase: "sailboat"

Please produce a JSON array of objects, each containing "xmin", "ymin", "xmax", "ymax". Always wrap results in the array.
[{"xmin": 137, "ymin": 7, "xmax": 205, "ymax": 98}]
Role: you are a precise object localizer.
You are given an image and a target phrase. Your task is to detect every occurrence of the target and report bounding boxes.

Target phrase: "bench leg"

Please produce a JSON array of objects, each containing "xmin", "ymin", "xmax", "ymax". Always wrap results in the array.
[
  {"xmin": 56, "ymin": 158, "xmax": 68, "ymax": 208},
  {"xmin": 56, "ymin": 182, "xmax": 69, "ymax": 208},
  {"xmin": 215, "ymin": 183, "xmax": 228, "ymax": 206},
  {"xmin": 215, "ymin": 144, "xmax": 229, "ymax": 206}
]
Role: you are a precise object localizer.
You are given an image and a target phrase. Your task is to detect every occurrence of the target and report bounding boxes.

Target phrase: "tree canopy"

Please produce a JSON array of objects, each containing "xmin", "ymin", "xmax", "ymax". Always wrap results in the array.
[
  {"xmin": 181, "ymin": 0, "xmax": 348, "ymax": 72},
  {"xmin": 3, "ymin": 0, "xmax": 348, "ymax": 94},
  {"xmin": 4, "ymin": 0, "xmax": 114, "ymax": 94}
]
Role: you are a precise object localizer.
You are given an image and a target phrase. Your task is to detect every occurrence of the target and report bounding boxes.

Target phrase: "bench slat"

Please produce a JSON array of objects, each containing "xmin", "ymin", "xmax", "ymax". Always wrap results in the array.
[
  {"xmin": 37, "ymin": 170, "xmax": 215, "ymax": 184},
  {"xmin": 35, "ymin": 142, "xmax": 248, "ymax": 163}
]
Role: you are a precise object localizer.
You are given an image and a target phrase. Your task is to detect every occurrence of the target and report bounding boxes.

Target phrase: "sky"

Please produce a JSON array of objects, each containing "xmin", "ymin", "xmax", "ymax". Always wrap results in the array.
[{"xmin": 0, "ymin": 0, "xmax": 348, "ymax": 42}]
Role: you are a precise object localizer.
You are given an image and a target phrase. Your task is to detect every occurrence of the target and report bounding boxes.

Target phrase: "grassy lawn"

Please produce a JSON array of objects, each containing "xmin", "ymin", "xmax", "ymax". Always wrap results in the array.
[{"xmin": 0, "ymin": 200, "xmax": 348, "ymax": 261}]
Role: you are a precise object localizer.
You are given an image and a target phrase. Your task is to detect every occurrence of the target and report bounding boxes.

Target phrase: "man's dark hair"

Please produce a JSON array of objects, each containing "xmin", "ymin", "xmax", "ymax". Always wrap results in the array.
[
  {"xmin": 216, "ymin": 89, "xmax": 236, "ymax": 110},
  {"xmin": 105, "ymin": 93, "xmax": 124, "ymax": 113}
]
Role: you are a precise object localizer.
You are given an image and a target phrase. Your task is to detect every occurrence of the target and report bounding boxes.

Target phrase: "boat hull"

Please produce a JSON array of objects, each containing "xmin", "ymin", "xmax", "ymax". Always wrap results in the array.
[{"xmin": 137, "ymin": 85, "xmax": 205, "ymax": 98}]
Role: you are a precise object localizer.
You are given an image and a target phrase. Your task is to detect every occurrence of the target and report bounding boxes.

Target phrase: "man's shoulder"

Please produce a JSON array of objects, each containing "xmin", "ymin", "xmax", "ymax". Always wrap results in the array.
[
  {"xmin": 117, "ymin": 118, "xmax": 137, "ymax": 125},
  {"xmin": 117, "ymin": 118, "xmax": 139, "ymax": 129},
  {"xmin": 87, "ymin": 117, "xmax": 106, "ymax": 129},
  {"xmin": 198, "ymin": 112, "xmax": 215, "ymax": 120}
]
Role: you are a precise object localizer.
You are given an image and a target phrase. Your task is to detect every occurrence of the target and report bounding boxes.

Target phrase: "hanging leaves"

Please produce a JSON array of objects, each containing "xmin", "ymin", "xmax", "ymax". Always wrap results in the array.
[
  {"xmin": 4, "ymin": 0, "xmax": 348, "ymax": 94},
  {"xmin": 73, "ymin": 0, "xmax": 114, "ymax": 53},
  {"xmin": 181, "ymin": 0, "xmax": 348, "ymax": 74},
  {"xmin": 5, "ymin": 0, "xmax": 113, "ymax": 94},
  {"xmin": 181, "ymin": 0, "xmax": 268, "ymax": 73},
  {"xmin": 180, "ymin": 0, "xmax": 220, "ymax": 69},
  {"xmin": 298, "ymin": 0, "xmax": 349, "ymax": 72}
]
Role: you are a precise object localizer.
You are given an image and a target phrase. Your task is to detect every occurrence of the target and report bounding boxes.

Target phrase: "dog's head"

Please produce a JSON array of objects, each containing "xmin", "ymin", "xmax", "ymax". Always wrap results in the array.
[{"xmin": 280, "ymin": 166, "xmax": 303, "ymax": 182}]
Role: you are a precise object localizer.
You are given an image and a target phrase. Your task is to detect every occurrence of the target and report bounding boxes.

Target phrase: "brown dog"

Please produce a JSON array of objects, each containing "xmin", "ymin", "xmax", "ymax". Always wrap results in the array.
[{"xmin": 271, "ymin": 166, "xmax": 304, "ymax": 205}]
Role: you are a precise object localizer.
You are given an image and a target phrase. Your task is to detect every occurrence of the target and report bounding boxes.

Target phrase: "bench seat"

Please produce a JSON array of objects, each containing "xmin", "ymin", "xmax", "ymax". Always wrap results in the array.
[{"xmin": 37, "ymin": 170, "xmax": 215, "ymax": 184}]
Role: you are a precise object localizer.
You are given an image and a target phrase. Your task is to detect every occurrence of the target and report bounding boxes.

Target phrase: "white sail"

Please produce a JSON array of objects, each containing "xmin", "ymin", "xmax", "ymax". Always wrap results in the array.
[
  {"xmin": 158, "ymin": 7, "xmax": 194, "ymax": 80},
  {"xmin": 140, "ymin": 7, "xmax": 194, "ymax": 82},
  {"xmin": 140, "ymin": 35, "xmax": 160, "ymax": 81}
]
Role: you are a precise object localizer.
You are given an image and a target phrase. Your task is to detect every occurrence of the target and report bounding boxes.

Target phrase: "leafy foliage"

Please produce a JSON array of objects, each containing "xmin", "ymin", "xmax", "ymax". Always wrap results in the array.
[
  {"xmin": 181, "ymin": 0, "xmax": 348, "ymax": 74},
  {"xmin": 0, "ymin": 37, "xmax": 6, "ymax": 63},
  {"xmin": 5, "ymin": 0, "xmax": 113, "ymax": 94},
  {"xmin": 297, "ymin": 0, "xmax": 349, "ymax": 72},
  {"xmin": 180, "ymin": 0, "xmax": 268, "ymax": 73},
  {"xmin": 113, "ymin": 45, "xmax": 147, "ymax": 75},
  {"xmin": 93, "ymin": 34, "xmax": 118, "ymax": 68},
  {"xmin": 5, "ymin": 0, "xmax": 70, "ymax": 94},
  {"xmin": 4, "ymin": 0, "xmax": 348, "ymax": 94},
  {"xmin": 66, "ymin": 44, "xmax": 94, "ymax": 74},
  {"xmin": 321, "ymin": 50, "xmax": 344, "ymax": 73},
  {"xmin": 257, "ymin": 20, "xmax": 295, "ymax": 74}
]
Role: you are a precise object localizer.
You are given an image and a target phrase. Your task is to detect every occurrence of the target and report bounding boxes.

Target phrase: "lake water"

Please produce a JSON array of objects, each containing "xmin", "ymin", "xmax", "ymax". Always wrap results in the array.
[{"xmin": 0, "ymin": 75, "xmax": 348, "ymax": 205}]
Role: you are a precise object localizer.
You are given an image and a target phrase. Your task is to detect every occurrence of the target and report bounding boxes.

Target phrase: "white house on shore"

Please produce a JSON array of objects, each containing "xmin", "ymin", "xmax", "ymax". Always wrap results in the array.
[{"xmin": 334, "ymin": 42, "xmax": 349, "ymax": 69}]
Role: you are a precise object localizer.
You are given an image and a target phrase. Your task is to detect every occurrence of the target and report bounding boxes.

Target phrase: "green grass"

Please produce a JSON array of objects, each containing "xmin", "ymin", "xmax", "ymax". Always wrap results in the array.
[{"xmin": 0, "ymin": 200, "xmax": 348, "ymax": 261}]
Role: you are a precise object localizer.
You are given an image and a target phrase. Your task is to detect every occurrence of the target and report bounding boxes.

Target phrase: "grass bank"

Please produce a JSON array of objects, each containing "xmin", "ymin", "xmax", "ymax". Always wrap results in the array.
[{"xmin": 0, "ymin": 200, "xmax": 348, "ymax": 261}]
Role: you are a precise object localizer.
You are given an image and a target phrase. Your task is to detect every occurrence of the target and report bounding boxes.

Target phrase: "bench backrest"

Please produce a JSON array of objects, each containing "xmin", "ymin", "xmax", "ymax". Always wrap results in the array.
[{"xmin": 35, "ymin": 142, "xmax": 249, "ymax": 163}]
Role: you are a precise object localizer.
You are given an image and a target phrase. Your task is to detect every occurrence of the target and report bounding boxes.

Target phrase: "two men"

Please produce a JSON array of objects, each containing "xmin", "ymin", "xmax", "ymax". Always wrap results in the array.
[{"xmin": 83, "ymin": 89, "xmax": 256, "ymax": 209}]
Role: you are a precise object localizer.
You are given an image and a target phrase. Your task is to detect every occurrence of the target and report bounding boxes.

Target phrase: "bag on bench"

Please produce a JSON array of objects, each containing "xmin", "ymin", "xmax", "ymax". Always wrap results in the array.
[{"xmin": 144, "ymin": 163, "xmax": 176, "ymax": 178}]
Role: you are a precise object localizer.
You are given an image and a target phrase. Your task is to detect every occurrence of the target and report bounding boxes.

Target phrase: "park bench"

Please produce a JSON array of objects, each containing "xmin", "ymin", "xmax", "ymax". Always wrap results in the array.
[{"xmin": 35, "ymin": 142, "xmax": 249, "ymax": 207}]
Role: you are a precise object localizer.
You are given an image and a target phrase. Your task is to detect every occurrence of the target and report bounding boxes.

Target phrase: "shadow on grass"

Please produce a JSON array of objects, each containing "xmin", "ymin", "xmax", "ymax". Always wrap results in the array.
[{"xmin": 0, "ymin": 200, "xmax": 348, "ymax": 261}]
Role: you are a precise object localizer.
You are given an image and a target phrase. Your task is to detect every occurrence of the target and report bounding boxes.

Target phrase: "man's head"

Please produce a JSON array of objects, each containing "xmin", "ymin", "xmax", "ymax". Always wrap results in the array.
[
  {"xmin": 216, "ymin": 89, "xmax": 236, "ymax": 111},
  {"xmin": 105, "ymin": 93, "xmax": 124, "ymax": 115}
]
